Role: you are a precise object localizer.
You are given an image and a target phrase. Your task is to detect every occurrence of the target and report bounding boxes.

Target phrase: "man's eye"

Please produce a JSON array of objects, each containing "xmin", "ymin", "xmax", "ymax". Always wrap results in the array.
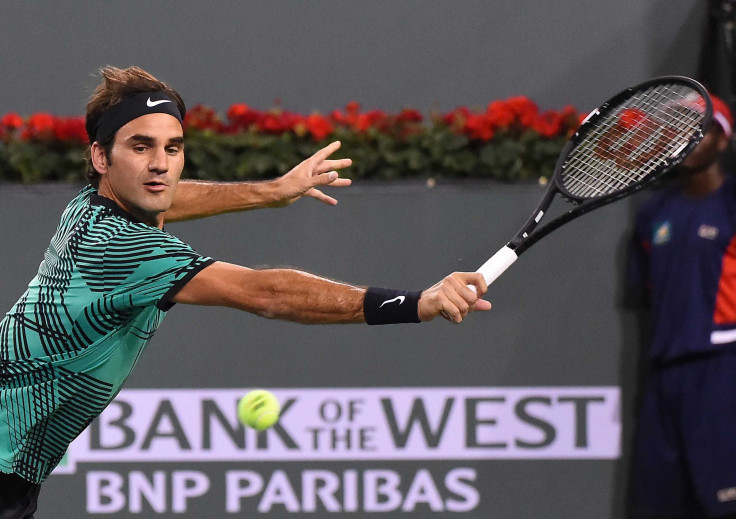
[
  {"xmin": 166, "ymin": 147, "xmax": 181, "ymax": 155},
  {"xmin": 133, "ymin": 146, "xmax": 148, "ymax": 153}
]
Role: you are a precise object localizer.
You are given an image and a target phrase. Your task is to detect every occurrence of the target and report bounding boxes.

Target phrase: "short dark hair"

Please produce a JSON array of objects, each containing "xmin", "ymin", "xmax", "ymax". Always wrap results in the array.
[{"xmin": 84, "ymin": 66, "xmax": 186, "ymax": 187}]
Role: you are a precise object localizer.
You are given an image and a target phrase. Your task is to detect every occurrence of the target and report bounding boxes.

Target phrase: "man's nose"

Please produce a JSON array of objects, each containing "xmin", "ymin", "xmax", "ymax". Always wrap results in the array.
[{"xmin": 148, "ymin": 147, "xmax": 169, "ymax": 173}]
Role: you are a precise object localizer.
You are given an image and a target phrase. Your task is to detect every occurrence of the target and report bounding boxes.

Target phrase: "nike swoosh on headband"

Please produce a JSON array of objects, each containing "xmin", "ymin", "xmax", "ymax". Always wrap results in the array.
[{"xmin": 147, "ymin": 98, "xmax": 172, "ymax": 107}]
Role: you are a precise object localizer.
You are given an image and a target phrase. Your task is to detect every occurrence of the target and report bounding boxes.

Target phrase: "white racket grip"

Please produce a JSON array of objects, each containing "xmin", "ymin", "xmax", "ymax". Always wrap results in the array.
[{"xmin": 470, "ymin": 245, "xmax": 518, "ymax": 292}]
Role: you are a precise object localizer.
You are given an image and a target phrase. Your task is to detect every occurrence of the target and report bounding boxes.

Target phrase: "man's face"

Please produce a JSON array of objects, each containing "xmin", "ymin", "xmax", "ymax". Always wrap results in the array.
[
  {"xmin": 95, "ymin": 113, "xmax": 184, "ymax": 228},
  {"xmin": 679, "ymin": 125, "xmax": 729, "ymax": 173}
]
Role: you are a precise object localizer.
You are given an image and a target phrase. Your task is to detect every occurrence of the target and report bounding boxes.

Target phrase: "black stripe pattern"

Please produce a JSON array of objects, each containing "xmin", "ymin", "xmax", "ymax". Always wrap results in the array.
[{"xmin": 0, "ymin": 187, "xmax": 213, "ymax": 482}]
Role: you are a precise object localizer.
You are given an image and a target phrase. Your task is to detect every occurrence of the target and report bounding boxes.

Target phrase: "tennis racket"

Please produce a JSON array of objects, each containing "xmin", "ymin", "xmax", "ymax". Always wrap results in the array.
[{"xmin": 475, "ymin": 76, "xmax": 712, "ymax": 287}]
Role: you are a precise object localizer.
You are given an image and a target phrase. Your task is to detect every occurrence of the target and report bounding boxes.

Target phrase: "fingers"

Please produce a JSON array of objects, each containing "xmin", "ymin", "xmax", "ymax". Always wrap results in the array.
[
  {"xmin": 437, "ymin": 290, "xmax": 471, "ymax": 324},
  {"xmin": 473, "ymin": 298, "xmax": 493, "ymax": 312},
  {"xmin": 315, "ymin": 158, "xmax": 353, "ymax": 174},
  {"xmin": 329, "ymin": 177, "xmax": 352, "ymax": 187},
  {"xmin": 312, "ymin": 171, "xmax": 353, "ymax": 187},
  {"xmin": 308, "ymin": 142, "xmax": 353, "ymax": 199},
  {"xmin": 311, "ymin": 141, "xmax": 344, "ymax": 164},
  {"xmin": 440, "ymin": 274, "xmax": 488, "ymax": 323},
  {"xmin": 453, "ymin": 272, "xmax": 489, "ymax": 297},
  {"xmin": 304, "ymin": 188, "xmax": 338, "ymax": 206},
  {"xmin": 419, "ymin": 272, "xmax": 492, "ymax": 324},
  {"xmin": 310, "ymin": 143, "xmax": 352, "ymax": 177},
  {"xmin": 307, "ymin": 173, "xmax": 352, "ymax": 206}
]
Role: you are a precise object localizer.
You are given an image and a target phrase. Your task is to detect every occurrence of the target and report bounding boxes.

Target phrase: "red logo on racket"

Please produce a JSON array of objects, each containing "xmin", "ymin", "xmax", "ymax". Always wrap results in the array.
[{"xmin": 594, "ymin": 109, "xmax": 680, "ymax": 170}]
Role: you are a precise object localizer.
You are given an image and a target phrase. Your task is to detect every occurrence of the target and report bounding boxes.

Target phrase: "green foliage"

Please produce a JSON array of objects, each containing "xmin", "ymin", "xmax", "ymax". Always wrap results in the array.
[
  {"xmin": 177, "ymin": 128, "xmax": 569, "ymax": 184},
  {"xmin": 0, "ymin": 139, "xmax": 87, "ymax": 184},
  {"xmin": 0, "ymin": 99, "xmax": 581, "ymax": 184}
]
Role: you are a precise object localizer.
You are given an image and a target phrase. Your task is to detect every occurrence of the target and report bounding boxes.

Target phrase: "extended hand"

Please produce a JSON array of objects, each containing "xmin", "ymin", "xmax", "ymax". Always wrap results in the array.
[
  {"xmin": 270, "ymin": 141, "xmax": 352, "ymax": 207},
  {"xmin": 418, "ymin": 272, "xmax": 491, "ymax": 323}
]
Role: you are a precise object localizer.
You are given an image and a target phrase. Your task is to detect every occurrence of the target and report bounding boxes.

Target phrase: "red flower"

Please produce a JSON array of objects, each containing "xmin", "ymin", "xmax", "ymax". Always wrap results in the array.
[
  {"xmin": 506, "ymin": 96, "xmax": 537, "ymax": 113},
  {"xmin": 506, "ymin": 96, "xmax": 539, "ymax": 127},
  {"xmin": 464, "ymin": 113, "xmax": 495, "ymax": 141},
  {"xmin": 486, "ymin": 101, "xmax": 515, "ymax": 129},
  {"xmin": 53, "ymin": 117, "xmax": 88, "ymax": 142},
  {"xmin": 441, "ymin": 107, "xmax": 472, "ymax": 129},
  {"xmin": 283, "ymin": 111, "xmax": 304, "ymax": 132},
  {"xmin": 226, "ymin": 103, "xmax": 263, "ymax": 131},
  {"xmin": 22, "ymin": 113, "xmax": 55, "ymax": 140},
  {"xmin": 184, "ymin": 104, "xmax": 223, "ymax": 132},
  {"xmin": 0, "ymin": 98, "xmax": 586, "ymax": 157},
  {"xmin": 1, "ymin": 112, "xmax": 23, "ymax": 130},
  {"xmin": 259, "ymin": 113, "xmax": 281, "ymax": 133},
  {"xmin": 396, "ymin": 109, "xmax": 423, "ymax": 124},
  {"xmin": 532, "ymin": 111, "xmax": 563, "ymax": 138},
  {"xmin": 329, "ymin": 109, "xmax": 348, "ymax": 126},
  {"xmin": 305, "ymin": 114, "xmax": 333, "ymax": 140},
  {"xmin": 329, "ymin": 103, "xmax": 363, "ymax": 129},
  {"xmin": 257, "ymin": 110, "xmax": 303, "ymax": 134},
  {"xmin": 355, "ymin": 110, "xmax": 389, "ymax": 132},
  {"xmin": 227, "ymin": 103, "xmax": 249, "ymax": 121}
]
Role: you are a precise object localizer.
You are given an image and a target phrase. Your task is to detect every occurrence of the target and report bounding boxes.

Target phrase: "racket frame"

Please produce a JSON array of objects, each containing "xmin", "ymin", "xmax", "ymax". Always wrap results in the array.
[
  {"xmin": 508, "ymin": 75, "xmax": 712, "ymax": 257},
  {"xmin": 475, "ymin": 76, "xmax": 712, "ymax": 287}
]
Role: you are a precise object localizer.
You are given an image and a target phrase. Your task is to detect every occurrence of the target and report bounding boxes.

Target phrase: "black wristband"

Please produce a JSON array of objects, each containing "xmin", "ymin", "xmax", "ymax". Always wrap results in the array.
[{"xmin": 363, "ymin": 287, "xmax": 422, "ymax": 325}]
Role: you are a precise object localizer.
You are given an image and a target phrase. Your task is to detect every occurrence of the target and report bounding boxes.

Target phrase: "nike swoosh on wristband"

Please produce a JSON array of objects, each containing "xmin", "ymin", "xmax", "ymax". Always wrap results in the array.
[
  {"xmin": 379, "ymin": 296, "xmax": 405, "ymax": 308},
  {"xmin": 147, "ymin": 98, "xmax": 172, "ymax": 107}
]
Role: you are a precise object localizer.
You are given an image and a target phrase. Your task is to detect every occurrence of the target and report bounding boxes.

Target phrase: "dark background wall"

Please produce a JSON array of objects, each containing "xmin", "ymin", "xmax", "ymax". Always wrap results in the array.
[
  {"xmin": 0, "ymin": 183, "xmax": 641, "ymax": 518},
  {"xmin": 1, "ymin": 0, "xmax": 704, "ymax": 117}
]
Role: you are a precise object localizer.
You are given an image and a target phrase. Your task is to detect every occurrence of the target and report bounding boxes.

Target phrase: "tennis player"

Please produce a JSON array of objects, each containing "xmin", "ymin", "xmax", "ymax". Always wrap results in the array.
[
  {"xmin": 627, "ymin": 94, "xmax": 736, "ymax": 518},
  {"xmin": 0, "ymin": 66, "xmax": 490, "ymax": 518}
]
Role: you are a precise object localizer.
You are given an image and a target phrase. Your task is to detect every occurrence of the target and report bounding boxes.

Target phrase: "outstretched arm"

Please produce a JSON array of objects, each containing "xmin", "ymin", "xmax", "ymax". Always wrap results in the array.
[
  {"xmin": 171, "ymin": 262, "xmax": 491, "ymax": 324},
  {"xmin": 164, "ymin": 141, "xmax": 352, "ymax": 222}
]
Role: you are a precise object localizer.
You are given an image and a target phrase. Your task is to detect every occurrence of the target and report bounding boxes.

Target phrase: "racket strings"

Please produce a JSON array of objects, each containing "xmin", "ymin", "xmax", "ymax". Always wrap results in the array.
[
  {"xmin": 564, "ymin": 86, "xmax": 700, "ymax": 197},
  {"xmin": 561, "ymin": 83, "xmax": 705, "ymax": 199},
  {"xmin": 569, "ymin": 104, "xmax": 691, "ymax": 194}
]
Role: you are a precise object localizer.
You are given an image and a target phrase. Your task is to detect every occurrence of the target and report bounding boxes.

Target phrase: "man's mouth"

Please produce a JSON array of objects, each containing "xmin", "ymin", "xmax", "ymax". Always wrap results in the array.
[{"xmin": 143, "ymin": 181, "xmax": 167, "ymax": 192}]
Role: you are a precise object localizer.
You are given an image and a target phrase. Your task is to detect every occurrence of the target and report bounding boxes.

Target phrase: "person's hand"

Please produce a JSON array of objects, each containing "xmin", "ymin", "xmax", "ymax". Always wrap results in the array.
[
  {"xmin": 418, "ymin": 272, "xmax": 491, "ymax": 323},
  {"xmin": 269, "ymin": 141, "xmax": 352, "ymax": 208}
]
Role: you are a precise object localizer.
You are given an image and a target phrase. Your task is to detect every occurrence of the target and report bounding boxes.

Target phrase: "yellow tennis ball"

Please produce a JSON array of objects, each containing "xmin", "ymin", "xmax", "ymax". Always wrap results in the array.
[{"xmin": 238, "ymin": 390, "xmax": 281, "ymax": 431}]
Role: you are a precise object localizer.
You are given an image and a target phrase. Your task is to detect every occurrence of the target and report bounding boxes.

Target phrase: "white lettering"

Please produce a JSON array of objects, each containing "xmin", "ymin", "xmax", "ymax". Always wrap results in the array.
[
  {"xmin": 129, "ymin": 471, "xmax": 166, "ymax": 513},
  {"xmin": 85, "ymin": 467, "xmax": 480, "ymax": 514},
  {"xmin": 445, "ymin": 468, "xmax": 480, "ymax": 512},
  {"xmin": 364, "ymin": 470, "xmax": 402, "ymax": 512},
  {"xmin": 61, "ymin": 386, "xmax": 620, "ymax": 477},
  {"xmin": 225, "ymin": 471, "xmax": 263, "ymax": 513},
  {"xmin": 86, "ymin": 471, "xmax": 125, "ymax": 513},
  {"xmin": 402, "ymin": 469, "xmax": 444, "ymax": 511},
  {"xmin": 259, "ymin": 470, "xmax": 300, "ymax": 512},
  {"xmin": 302, "ymin": 470, "xmax": 341, "ymax": 512},
  {"xmin": 171, "ymin": 471, "xmax": 209, "ymax": 513},
  {"xmin": 343, "ymin": 470, "xmax": 359, "ymax": 512}
]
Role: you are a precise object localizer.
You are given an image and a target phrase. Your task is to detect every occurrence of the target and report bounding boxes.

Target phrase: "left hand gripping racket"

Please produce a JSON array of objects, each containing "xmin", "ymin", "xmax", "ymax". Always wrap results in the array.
[{"xmin": 474, "ymin": 76, "xmax": 712, "ymax": 288}]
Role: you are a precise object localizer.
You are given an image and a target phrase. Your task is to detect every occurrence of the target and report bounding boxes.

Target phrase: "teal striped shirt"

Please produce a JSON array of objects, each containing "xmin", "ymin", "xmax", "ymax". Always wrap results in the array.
[{"xmin": 0, "ymin": 186, "xmax": 213, "ymax": 483}]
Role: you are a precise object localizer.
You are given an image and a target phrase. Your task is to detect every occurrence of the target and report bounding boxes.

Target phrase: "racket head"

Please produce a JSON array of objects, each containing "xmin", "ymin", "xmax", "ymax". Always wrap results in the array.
[{"xmin": 553, "ymin": 76, "xmax": 712, "ymax": 203}]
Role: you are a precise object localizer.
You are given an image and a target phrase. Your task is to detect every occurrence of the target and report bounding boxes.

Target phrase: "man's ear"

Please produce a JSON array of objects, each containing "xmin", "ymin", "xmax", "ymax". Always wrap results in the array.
[{"xmin": 90, "ymin": 142, "xmax": 109, "ymax": 174}]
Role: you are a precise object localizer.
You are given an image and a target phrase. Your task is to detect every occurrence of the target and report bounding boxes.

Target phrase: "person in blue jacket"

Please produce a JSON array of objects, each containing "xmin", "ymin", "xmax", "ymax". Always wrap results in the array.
[{"xmin": 627, "ymin": 93, "xmax": 736, "ymax": 518}]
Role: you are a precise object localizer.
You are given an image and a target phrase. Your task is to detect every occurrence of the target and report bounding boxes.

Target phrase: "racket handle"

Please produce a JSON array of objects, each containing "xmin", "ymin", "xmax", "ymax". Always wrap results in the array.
[{"xmin": 470, "ymin": 245, "xmax": 518, "ymax": 292}]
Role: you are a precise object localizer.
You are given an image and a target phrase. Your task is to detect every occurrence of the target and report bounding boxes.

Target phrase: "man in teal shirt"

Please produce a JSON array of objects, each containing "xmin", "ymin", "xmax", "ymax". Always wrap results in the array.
[{"xmin": 0, "ymin": 66, "xmax": 491, "ymax": 517}]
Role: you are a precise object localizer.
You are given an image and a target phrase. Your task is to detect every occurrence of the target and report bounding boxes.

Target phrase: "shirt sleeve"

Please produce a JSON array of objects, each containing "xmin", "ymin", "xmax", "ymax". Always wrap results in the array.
[{"xmin": 105, "ymin": 224, "xmax": 215, "ymax": 312}]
